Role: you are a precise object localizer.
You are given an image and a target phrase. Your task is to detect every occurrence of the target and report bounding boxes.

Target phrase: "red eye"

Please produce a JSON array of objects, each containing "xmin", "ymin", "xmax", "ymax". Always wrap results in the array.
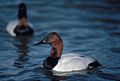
[{"xmin": 49, "ymin": 35, "xmax": 53, "ymax": 39}]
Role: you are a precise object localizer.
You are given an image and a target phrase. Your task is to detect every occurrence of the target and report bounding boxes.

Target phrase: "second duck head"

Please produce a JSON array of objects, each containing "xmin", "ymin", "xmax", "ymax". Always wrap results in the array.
[{"xmin": 18, "ymin": 3, "xmax": 27, "ymax": 19}]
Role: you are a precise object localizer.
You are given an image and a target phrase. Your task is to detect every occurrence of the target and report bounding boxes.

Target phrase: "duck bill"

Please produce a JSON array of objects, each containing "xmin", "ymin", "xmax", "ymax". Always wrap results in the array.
[
  {"xmin": 33, "ymin": 41, "xmax": 44, "ymax": 45},
  {"xmin": 33, "ymin": 35, "xmax": 48, "ymax": 45}
]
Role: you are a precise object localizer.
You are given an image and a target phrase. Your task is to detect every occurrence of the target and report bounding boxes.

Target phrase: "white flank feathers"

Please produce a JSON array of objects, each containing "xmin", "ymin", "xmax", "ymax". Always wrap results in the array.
[
  {"xmin": 6, "ymin": 20, "xmax": 33, "ymax": 37},
  {"xmin": 53, "ymin": 53, "xmax": 95, "ymax": 72},
  {"xmin": 6, "ymin": 20, "xmax": 18, "ymax": 37}
]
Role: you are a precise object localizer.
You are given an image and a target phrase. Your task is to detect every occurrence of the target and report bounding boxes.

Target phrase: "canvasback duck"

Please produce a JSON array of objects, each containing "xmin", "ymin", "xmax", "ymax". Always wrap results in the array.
[
  {"xmin": 34, "ymin": 32, "xmax": 101, "ymax": 72},
  {"xmin": 6, "ymin": 3, "xmax": 33, "ymax": 37}
]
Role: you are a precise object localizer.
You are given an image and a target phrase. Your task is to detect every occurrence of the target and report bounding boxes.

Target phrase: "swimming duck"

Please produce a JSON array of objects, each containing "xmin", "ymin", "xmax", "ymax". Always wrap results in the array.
[
  {"xmin": 34, "ymin": 32, "xmax": 101, "ymax": 72},
  {"xmin": 6, "ymin": 3, "xmax": 33, "ymax": 37}
]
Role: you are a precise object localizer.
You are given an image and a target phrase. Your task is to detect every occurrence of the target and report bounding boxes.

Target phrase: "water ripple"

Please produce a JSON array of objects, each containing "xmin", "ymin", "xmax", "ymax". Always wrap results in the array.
[{"xmin": 0, "ymin": 0, "xmax": 120, "ymax": 81}]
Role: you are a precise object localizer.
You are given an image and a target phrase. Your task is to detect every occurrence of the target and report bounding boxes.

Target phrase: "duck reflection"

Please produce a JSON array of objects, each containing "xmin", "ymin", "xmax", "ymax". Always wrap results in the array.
[
  {"xmin": 44, "ymin": 68, "xmax": 93, "ymax": 81},
  {"xmin": 44, "ymin": 69, "xmax": 66, "ymax": 81},
  {"xmin": 106, "ymin": 0, "xmax": 120, "ymax": 4},
  {"xmin": 13, "ymin": 36, "xmax": 32, "ymax": 68}
]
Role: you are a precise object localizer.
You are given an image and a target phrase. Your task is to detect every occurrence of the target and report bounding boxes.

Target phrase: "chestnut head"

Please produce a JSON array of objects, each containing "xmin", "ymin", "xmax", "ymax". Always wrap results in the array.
[{"xmin": 34, "ymin": 32, "xmax": 62, "ymax": 46}]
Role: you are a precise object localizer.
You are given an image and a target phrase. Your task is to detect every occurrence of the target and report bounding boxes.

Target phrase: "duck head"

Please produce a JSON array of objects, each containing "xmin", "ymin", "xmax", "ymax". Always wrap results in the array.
[
  {"xmin": 17, "ymin": 3, "xmax": 29, "ymax": 27},
  {"xmin": 34, "ymin": 32, "xmax": 63, "ymax": 46},
  {"xmin": 34, "ymin": 32, "xmax": 63, "ymax": 58},
  {"xmin": 18, "ymin": 3, "xmax": 27, "ymax": 19}
]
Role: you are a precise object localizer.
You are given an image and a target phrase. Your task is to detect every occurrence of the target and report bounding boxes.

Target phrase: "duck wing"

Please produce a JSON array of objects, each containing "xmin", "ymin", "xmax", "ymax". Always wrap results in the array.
[{"xmin": 53, "ymin": 53, "xmax": 95, "ymax": 72}]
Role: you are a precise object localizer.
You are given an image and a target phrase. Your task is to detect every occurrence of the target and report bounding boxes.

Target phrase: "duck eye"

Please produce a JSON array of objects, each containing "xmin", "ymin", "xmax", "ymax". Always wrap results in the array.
[{"xmin": 49, "ymin": 35, "xmax": 53, "ymax": 39}]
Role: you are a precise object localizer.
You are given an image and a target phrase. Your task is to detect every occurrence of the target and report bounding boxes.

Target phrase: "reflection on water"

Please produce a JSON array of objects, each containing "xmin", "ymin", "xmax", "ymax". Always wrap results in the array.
[
  {"xmin": 43, "ymin": 68, "xmax": 96, "ymax": 81},
  {"xmin": 44, "ymin": 69, "xmax": 66, "ymax": 81},
  {"xmin": 13, "ymin": 36, "xmax": 32, "ymax": 68},
  {"xmin": 106, "ymin": 0, "xmax": 120, "ymax": 4}
]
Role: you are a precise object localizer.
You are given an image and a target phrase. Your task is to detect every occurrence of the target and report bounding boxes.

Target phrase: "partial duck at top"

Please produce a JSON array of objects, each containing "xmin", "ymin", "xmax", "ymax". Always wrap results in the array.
[
  {"xmin": 6, "ymin": 3, "xmax": 34, "ymax": 37},
  {"xmin": 34, "ymin": 32, "xmax": 101, "ymax": 72}
]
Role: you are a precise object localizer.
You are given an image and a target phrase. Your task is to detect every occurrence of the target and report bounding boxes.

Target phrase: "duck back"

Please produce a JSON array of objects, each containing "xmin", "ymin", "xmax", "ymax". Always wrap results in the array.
[
  {"xmin": 14, "ymin": 25, "xmax": 33, "ymax": 36},
  {"xmin": 53, "ymin": 53, "xmax": 99, "ymax": 72}
]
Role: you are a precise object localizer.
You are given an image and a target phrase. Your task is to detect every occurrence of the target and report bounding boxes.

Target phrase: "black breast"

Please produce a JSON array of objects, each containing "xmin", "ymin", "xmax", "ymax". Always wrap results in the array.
[
  {"xmin": 43, "ymin": 57, "xmax": 60, "ymax": 70},
  {"xmin": 14, "ymin": 25, "xmax": 33, "ymax": 36}
]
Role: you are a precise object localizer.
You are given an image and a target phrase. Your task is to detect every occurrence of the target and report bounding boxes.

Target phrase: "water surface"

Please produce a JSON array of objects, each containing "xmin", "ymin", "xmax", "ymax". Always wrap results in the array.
[{"xmin": 0, "ymin": 0, "xmax": 120, "ymax": 81}]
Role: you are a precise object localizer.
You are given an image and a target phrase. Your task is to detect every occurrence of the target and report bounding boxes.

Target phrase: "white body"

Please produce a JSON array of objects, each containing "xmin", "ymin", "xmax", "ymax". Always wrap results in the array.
[
  {"xmin": 53, "ymin": 53, "xmax": 95, "ymax": 72},
  {"xmin": 6, "ymin": 20, "xmax": 33, "ymax": 37}
]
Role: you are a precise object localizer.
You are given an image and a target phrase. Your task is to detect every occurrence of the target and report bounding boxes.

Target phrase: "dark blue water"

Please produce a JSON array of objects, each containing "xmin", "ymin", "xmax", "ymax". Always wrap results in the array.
[{"xmin": 0, "ymin": 0, "xmax": 120, "ymax": 81}]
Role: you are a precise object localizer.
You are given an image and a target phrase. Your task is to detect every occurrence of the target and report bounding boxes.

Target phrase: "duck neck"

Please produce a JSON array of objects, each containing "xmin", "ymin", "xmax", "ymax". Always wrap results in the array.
[
  {"xmin": 18, "ymin": 4, "xmax": 28, "ymax": 27},
  {"xmin": 18, "ymin": 17, "xmax": 28, "ymax": 27},
  {"xmin": 49, "ymin": 40, "xmax": 63, "ymax": 58},
  {"xmin": 18, "ymin": 6, "xmax": 27, "ymax": 20}
]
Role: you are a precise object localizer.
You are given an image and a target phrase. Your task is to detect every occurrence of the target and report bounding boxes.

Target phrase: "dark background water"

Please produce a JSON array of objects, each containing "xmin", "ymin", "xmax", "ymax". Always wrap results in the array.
[{"xmin": 0, "ymin": 0, "xmax": 120, "ymax": 81}]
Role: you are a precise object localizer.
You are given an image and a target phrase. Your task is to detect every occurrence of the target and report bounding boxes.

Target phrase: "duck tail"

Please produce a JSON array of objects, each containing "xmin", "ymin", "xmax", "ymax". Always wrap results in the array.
[{"xmin": 88, "ymin": 61, "xmax": 102, "ymax": 70}]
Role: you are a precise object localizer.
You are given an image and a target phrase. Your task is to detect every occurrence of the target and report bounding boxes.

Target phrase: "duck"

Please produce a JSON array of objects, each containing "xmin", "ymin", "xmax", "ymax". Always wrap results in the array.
[
  {"xmin": 6, "ymin": 3, "xmax": 34, "ymax": 37},
  {"xmin": 34, "ymin": 32, "xmax": 101, "ymax": 72}
]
